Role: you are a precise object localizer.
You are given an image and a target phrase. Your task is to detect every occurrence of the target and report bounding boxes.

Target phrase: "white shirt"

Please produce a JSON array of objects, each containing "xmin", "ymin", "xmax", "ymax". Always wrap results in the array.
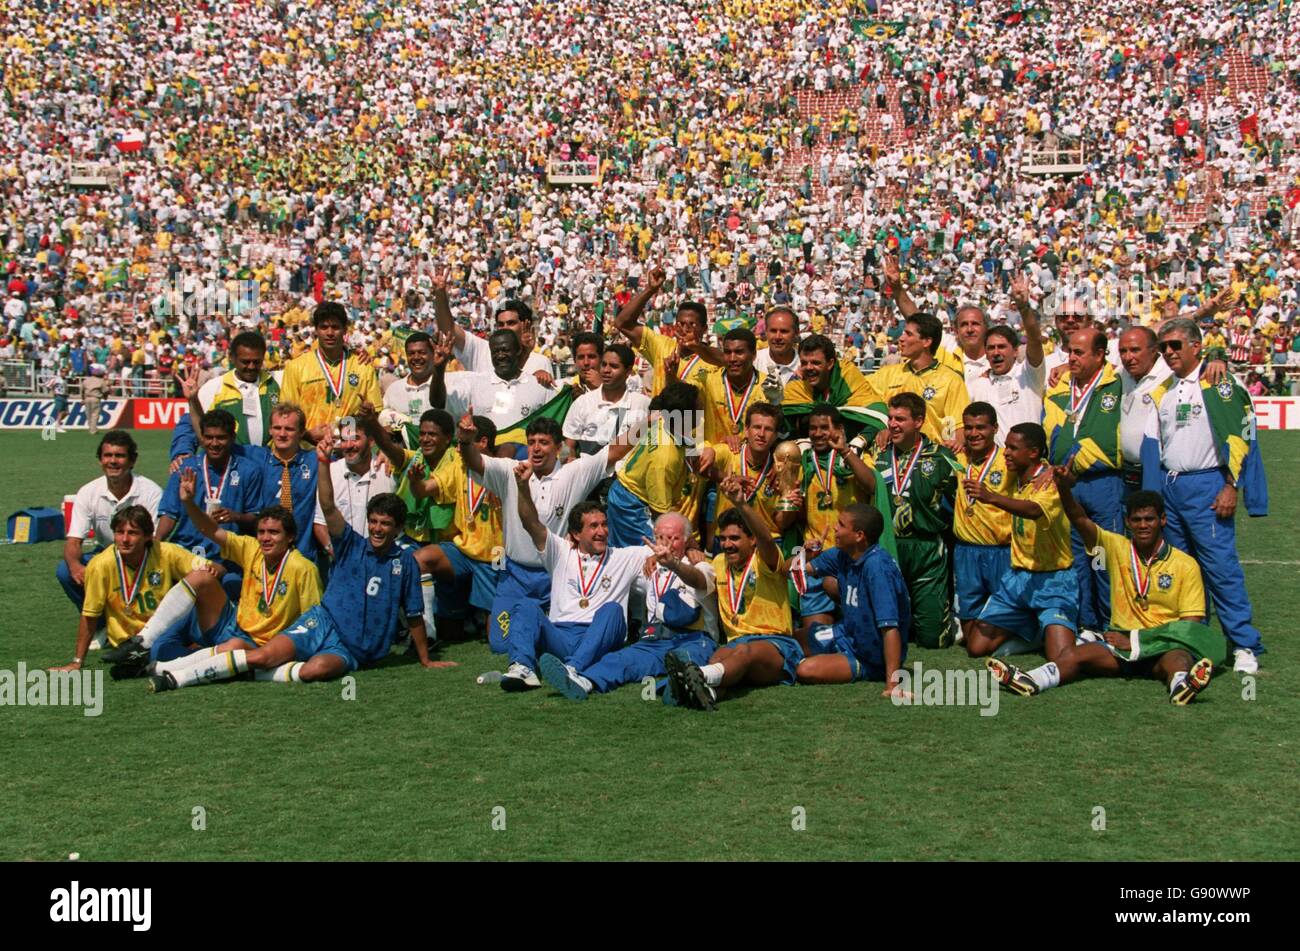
[
  {"xmin": 1120, "ymin": 364, "xmax": 1171, "ymax": 464},
  {"xmin": 1151, "ymin": 369, "xmax": 1220, "ymax": 472},
  {"xmin": 967, "ymin": 358, "xmax": 1046, "ymax": 444},
  {"xmin": 455, "ymin": 332, "xmax": 554, "ymax": 378},
  {"xmin": 960, "ymin": 351, "xmax": 991, "ymax": 387},
  {"xmin": 312, "ymin": 455, "xmax": 396, "ymax": 537},
  {"xmin": 382, "ymin": 373, "xmax": 433, "ymax": 421},
  {"xmin": 443, "ymin": 370, "xmax": 556, "ymax": 431},
  {"xmin": 479, "ymin": 450, "xmax": 612, "ymax": 567},
  {"xmin": 563, "ymin": 387, "xmax": 650, "ymax": 455},
  {"xmin": 644, "ymin": 563, "xmax": 720, "ymax": 641},
  {"xmin": 755, "ymin": 347, "xmax": 800, "ymax": 390},
  {"xmin": 540, "ymin": 529, "xmax": 651, "ymax": 623},
  {"xmin": 68, "ymin": 474, "xmax": 165, "ymax": 548}
]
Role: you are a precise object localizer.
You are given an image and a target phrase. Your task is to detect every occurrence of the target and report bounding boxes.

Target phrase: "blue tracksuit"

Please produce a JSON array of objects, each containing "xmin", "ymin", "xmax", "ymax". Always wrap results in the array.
[
  {"xmin": 504, "ymin": 599, "xmax": 627, "ymax": 673},
  {"xmin": 489, "ymin": 558, "xmax": 552, "ymax": 653},
  {"xmin": 1069, "ymin": 471, "xmax": 1124, "ymax": 631},
  {"xmin": 580, "ymin": 588, "xmax": 714, "ymax": 692},
  {"xmin": 809, "ymin": 544, "xmax": 911, "ymax": 680}
]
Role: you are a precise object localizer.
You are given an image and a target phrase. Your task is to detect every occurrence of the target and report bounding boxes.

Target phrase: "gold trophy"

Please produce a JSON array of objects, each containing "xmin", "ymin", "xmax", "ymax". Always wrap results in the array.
[{"xmin": 773, "ymin": 440, "xmax": 804, "ymax": 512}]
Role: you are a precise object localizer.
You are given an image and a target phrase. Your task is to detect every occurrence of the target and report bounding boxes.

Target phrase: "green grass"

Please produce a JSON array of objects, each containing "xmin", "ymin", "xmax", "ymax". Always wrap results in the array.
[{"xmin": 0, "ymin": 429, "xmax": 1296, "ymax": 860}]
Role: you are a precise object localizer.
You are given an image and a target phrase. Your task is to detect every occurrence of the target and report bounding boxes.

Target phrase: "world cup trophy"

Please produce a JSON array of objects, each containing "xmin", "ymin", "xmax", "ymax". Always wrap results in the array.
[{"xmin": 773, "ymin": 440, "xmax": 804, "ymax": 512}]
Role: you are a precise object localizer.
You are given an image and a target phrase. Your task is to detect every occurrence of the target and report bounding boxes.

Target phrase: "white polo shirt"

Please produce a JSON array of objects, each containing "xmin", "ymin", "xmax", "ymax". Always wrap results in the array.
[
  {"xmin": 382, "ymin": 374, "xmax": 434, "ymax": 428},
  {"xmin": 961, "ymin": 351, "xmax": 990, "ymax": 387},
  {"xmin": 443, "ymin": 370, "xmax": 556, "ymax": 432},
  {"xmin": 313, "ymin": 455, "xmax": 396, "ymax": 537},
  {"xmin": 540, "ymin": 529, "xmax": 652, "ymax": 624},
  {"xmin": 966, "ymin": 358, "xmax": 1046, "ymax": 444},
  {"xmin": 1152, "ymin": 369, "xmax": 1220, "ymax": 473},
  {"xmin": 644, "ymin": 562, "xmax": 721, "ymax": 641},
  {"xmin": 755, "ymin": 347, "xmax": 800, "ymax": 390},
  {"xmin": 1120, "ymin": 364, "xmax": 1171, "ymax": 464},
  {"xmin": 479, "ymin": 450, "xmax": 612, "ymax": 567},
  {"xmin": 563, "ymin": 387, "xmax": 650, "ymax": 455},
  {"xmin": 68, "ymin": 474, "xmax": 165, "ymax": 548},
  {"xmin": 455, "ymin": 333, "xmax": 554, "ymax": 378}
]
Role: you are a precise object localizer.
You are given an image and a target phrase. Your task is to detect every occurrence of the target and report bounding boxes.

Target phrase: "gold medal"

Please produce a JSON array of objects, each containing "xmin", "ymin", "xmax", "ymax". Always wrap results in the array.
[{"xmin": 579, "ymin": 597, "xmax": 589, "ymax": 609}]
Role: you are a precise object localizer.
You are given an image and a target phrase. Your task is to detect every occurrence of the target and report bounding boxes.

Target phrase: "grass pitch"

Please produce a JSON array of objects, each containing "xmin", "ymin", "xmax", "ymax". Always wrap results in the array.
[{"xmin": 0, "ymin": 429, "xmax": 1296, "ymax": 861}]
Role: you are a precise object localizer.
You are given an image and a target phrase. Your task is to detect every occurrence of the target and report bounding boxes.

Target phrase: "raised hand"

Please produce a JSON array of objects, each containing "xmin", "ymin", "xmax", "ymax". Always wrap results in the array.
[
  {"xmin": 513, "ymin": 460, "xmax": 534, "ymax": 485},
  {"xmin": 882, "ymin": 253, "xmax": 901, "ymax": 288},
  {"xmin": 179, "ymin": 468, "xmax": 197, "ymax": 503},
  {"xmin": 316, "ymin": 430, "xmax": 335, "ymax": 465},
  {"xmin": 180, "ymin": 363, "xmax": 202, "ymax": 400},
  {"xmin": 1010, "ymin": 272, "xmax": 1032, "ymax": 309},
  {"xmin": 647, "ymin": 265, "xmax": 667, "ymax": 291},
  {"xmin": 457, "ymin": 410, "xmax": 478, "ymax": 444},
  {"xmin": 432, "ymin": 330, "xmax": 455, "ymax": 367},
  {"xmin": 1051, "ymin": 464, "xmax": 1076, "ymax": 490}
]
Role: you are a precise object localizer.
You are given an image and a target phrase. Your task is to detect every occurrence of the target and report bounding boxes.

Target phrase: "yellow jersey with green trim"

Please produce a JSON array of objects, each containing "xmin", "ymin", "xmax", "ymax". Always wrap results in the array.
[
  {"xmin": 699, "ymin": 366, "xmax": 768, "ymax": 444},
  {"xmin": 81, "ymin": 542, "xmax": 210, "ymax": 647},
  {"xmin": 428, "ymin": 454, "xmax": 504, "ymax": 564},
  {"xmin": 220, "ymin": 534, "xmax": 322, "ymax": 645},
  {"xmin": 1095, "ymin": 529, "xmax": 1205, "ymax": 631},
  {"xmin": 279, "ymin": 346, "xmax": 383, "ymax": 432},
  {"xmin": 1009, "ymin": 468, "xmax": 1073, "ymax": 571},
  {"xmin": 636, "ymin": 328, "xmax": 713, "ymax": 397},
  {"xmin": 801, "ymin": 446, "xmax": 868, "ymax": 550},
  {"xmin": 617, "ymin": 418, "xmax": 705, "ymax": 530},
  {"xmin": 395, "ymin": 447, "xmax": 459, "ymax": 544},
  {"xmin": 868, "ymin": 358, "xmax": 970, "ymax": 445},
  {"xmin": 710, "ymin": 551, "xmax": 792, "ymax": 638},
  {"xmin": 954, "ymin": 448, "xmax": 1013, "ymax": 546},
  {"xmin": 709, "ymin": 442, "xmax": 782, "ymax": 538}
]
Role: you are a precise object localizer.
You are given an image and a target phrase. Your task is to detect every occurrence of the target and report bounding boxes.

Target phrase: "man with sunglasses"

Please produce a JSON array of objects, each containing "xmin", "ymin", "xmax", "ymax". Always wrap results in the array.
[{"xmin": 1140, "ymin": 318, "xmax": 1268, "ymax": 674}]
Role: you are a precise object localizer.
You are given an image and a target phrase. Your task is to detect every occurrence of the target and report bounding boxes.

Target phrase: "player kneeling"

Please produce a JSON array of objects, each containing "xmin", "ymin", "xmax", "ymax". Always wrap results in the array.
[
  {"xmin": 988, "ymin": 478, "xmax": 1221, "ymax": 705},
  {"xmin": 147, "ymin": 435, "xmax": 449, "ymax": 691},
  {"xmin": 796, "ymin": 504, "xmax": 911, "ymax": 696}
]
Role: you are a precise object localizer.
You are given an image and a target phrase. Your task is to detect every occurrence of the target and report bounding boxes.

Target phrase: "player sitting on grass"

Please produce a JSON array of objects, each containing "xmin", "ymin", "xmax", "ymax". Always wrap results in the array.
[
  {"xmin": 961, "ymin": 422, "xmax": 1079, "ymax": 662},
  {"xmin": 51, "ymin": 506, "xmax": 214, "ymax": 676},
  {"xmin": 988, "ymin": 479, "xmax": 1220, "ymax": 705},
  {"xmin": 145, "ymin": 434, "xmax": 450, "ymax": 692},
  {"xmin": 539, "ymin": 511, "xmax": 718, "ymax": 702},
  {"xmin": 796, "ymin": 503, "xmax": 911, "ymax": 697},
  {"xmin": 101, "ymin": 468, "xmax": 321, "ymax": 679},
  {"xmin": 496, "ymin": 462, "xmax": 655, "ymax": 692},
  {"xmin": 659, "ymin": 476, "xmax": 802, "ymax": 712}
]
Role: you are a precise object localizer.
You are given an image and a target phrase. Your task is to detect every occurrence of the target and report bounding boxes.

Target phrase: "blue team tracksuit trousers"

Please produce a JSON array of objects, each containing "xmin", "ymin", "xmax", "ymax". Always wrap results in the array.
[
  {"xmin": 1071, "ymin": 471, "xmax": 1124, "ymax": 631},
  {"xmin": 505, "ymin": 600, "xmax": 628, "ymax": 673}
]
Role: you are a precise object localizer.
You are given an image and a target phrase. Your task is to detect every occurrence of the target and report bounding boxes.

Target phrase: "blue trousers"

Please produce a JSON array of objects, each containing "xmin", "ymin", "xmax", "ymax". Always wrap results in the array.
[
  {"xmin": 582, "ymin": 631, "xmax": 715, "ymax": 693},
  {"xmin": 505, "ymin": 600, "xmax": 627, "ymax": 672},
  {"xmin": 1071, "ymin": 472, "xmax": 1123, "ymax": 630},
  {"xmin": 605, "ymin": 480, "xmax": 654, "ymax": 549},
  {"xmin": 488, "ymin": 559, "xmax": 551, "ymax": 654},
  {"xmin": 55, "ymin": 552, "xmax": 95, "ymax": 610},
  {"xmin": 1160, "ymin": 469, "xmax": 1264, "ymax": 654}
]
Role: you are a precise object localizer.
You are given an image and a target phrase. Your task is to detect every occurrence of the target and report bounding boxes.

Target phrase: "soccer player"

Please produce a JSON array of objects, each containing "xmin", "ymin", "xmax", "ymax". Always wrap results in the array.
[
  {"xmin": 963, "ymin": 423, "xmax": 1078, "ymax": 662},
  {"xmin": 1043, "ymin": 327, "xmax": 1123, "ymax": 636},
  {"xmin": 279, "ymin": 301, "xmax": 383, "ymax": 438},
  {"xmin": 867, "ymin": 312, "xmax": 970, "ymax": 451},
  {"xmin": 563, "ymin": 342, "xmax": 650, "ymax": 459},
  {"xmin": 863, "ymin": 393, "xmax": 958, "ymax": 649},
  {"xmin": 310, "ymin": 415, "xmax": 396, "ymax": 543},
  {"xmin": 102, "ymin": 469, "xmax": 321, "ymax": 677},
  {"xmin": 145, "ymin": 435, "xmax": 446, "ymax": 691},
  {"xmin": 496, "ymin": 463, "xmax": 655, "ymax": 691},
  {"xmin": 989, "ymin": 478, "xmax": 1218, "ymax": 704},
  {"xmin": 58, "ymin": 432, "xmax": 164, "ymax": 612},
  {"xmin": 243, "ymin": 403, "xmax": 321, "ymax": 561},
  {"xmin": 539, "ymin": 512, "xmax": 719, "ymax": 702},
  {"xmin": 51, "ymin": 506, "xmax": 211, "ymax": 674},
  {"xmin": 698, "ymin": 328, "xmax": 767, "ymax": 446},
  {"xmin": 796, "ymin": 504, "xmax": 911, "ymax": 694},
  {"xmin": 381, "ymin": 331, "xmax": 438, "ymax": 450},
  {"xmin": 953, "ymin": 403, "xmax": 1013, "ymax": 643},
  {"xmin": 782, "ymin": 333, "xmax": 882, "ymax": 438},
  {"xmin": 659, "ymin": 477, "xmax": 802, "ymax": 712},
  {"xmin": 613, "ymin": 266, "xmax": 718, "ymax": 396},
  {"xmin": 881, "ymin": 253, "xmax": 971, "ymax": 379},
  {"xmin": 170, "ymin": 332, "xmax": 280, "ymax": 463},
  {"xmin": 697, "ymin": 401, "xmax": 785, "ymax": 548}
]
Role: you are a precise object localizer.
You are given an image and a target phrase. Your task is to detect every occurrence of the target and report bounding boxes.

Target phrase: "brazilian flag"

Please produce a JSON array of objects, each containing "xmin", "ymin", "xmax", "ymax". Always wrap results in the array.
[
  {"xmin": 102, "ymin": 260, "xmax": 128, "ymax": 290},
  {"xmin": 494, "ymin": 386, "xmax": 578, "ymax": 448},
  {"xmin": 712, "ymin": 312, "xmax": 754, "ymax": 336},
  {"xmin": 851, "ymin": 20, "xmax": 906, "ymax": 41},
  {"xmin": 781, "ymin": 363, "xmax": 889, "ymax": 442}
]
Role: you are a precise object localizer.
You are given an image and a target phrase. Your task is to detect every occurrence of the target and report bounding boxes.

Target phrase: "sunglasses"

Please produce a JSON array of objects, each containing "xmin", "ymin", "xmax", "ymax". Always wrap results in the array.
[{"xmin": 1157, "ymin": 340, "xmax": 1187, "ymax": 352}]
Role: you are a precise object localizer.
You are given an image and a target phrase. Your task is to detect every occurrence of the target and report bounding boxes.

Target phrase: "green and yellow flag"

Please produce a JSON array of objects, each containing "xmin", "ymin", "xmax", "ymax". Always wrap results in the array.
[
  {"xmin": 851, "ymin": 20, "xmax": 906, "ymax": 41},
  {"xmin": 494, "ymin": 386, "xmax": 578, "ymax": 447}
]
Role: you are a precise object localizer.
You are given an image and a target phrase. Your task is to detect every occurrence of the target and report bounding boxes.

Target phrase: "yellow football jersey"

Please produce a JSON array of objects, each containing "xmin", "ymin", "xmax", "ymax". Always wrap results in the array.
[
  {"xmin": 801, "ymin": 447, "xmax": 867, "ymax": 550},
  {"xmin": 279, "ymin": 346, "xmax": 383, "ymax": 432},
  {"xmin": 1009, "ymin": 467, "xmax": 1073, "ymax": 571},
  {"xmin": 699, "ymin": 366, "xmax": 768, "ymax": 445},
  {"xmin": 636, "ymin": 328, "xmax": 713, "ymax": 397},
  {"xmin": 429, "ymin": 455, "xmax": 504, "ymax": 564},
  {"xmin": 396, "ymin": 447, "xmax": 458, "ymax": 544},
  {"xmin": 710, "ymin": 442, "xmax": 782, "ymax": 538},
  {"xmin": 868, "ymin": 359, "xmax": 970, "ymax": 444},
  {"xmin": 1095, "ymin": 529, "xmax": 1206, "ymax": 631},
  {"xmin": 954, "ymin": 448, "xmax": 1013, "ymax": 546},
  {"xmin": 710, "ymin": 551, "xmax": 792, "ymax": 638},
  {"xmin": 617, "ymin": 419, "xmax": 703, "ymax": 528},
  {"xmin": 82, "ymin": 542, "xmax": 209, "ymax": 647},
  {"xmin": 221, "ymin": 534, "xmax": 322, "ymax": 645},
  {"xmin": 782, "ymin": 358, "xmax": 880, "ymax": 408}
]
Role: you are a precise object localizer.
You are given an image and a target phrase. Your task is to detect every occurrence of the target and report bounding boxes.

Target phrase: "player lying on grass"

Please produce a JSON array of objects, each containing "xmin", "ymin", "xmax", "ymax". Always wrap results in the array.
[
  {"xmin": 144, "ymin": 434, "xmax": 451, "ymax": 692},
  {"xmin": 658, "ymin": 476, "xmax": 804, "ymax": 711},
  {"xmin": 100, "ymin": 468, "xmax": 321, "ymax": 679},
  {"xmin": 796, "ymin": 503, "xmax": 912, "ymax": 697},
  {"xmin": 988, "ymin": 478, "xmax": 1221, "ymax": 705},
  {"xmin": 494, "ymin": 461, "xmax": 655, "ymax": 692},
  {"xmin": 51, "ymin": 506, "xmax": 214, "ymax": 674},
  {"xmin": 961, "ymin": 422, "xmax": 1080, "ymax": 661},
  {"xmin": 538, "ymin": 511, "xmax": 719, "ymax": 703}
]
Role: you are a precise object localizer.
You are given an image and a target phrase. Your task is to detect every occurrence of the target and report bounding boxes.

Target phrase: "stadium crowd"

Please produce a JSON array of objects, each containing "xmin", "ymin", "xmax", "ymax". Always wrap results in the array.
[{"xmin": 0, "ymin": 0, "xmax": 1283, "ymax": 703}]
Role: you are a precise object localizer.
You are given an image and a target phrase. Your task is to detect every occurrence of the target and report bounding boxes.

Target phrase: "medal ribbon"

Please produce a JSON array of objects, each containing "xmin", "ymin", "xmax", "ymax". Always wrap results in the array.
[
  {"xmin": 724, "ymin": 373, "xmax": 757, "ymax": 428},
  {"xmin": 812, "ymin": 449, "xmax": 837, "ymax": 495},
  {"xmin": 1069, "ymin": 366, "xmax": 1104, "ymax": 421},
  {"xmin": 1129, "ymin": 541, "xmax": 1166, "ymax": 601},
  {"xmin": 740, "ymin": 447, "xmax": 773, "ymax": 502},
  {"xmin": 203, "ymin": 456, "xmax": 231, "ymax": 503},
  {"xmin": 891, "ymin": 443, "xmax": 922, "ymax": 497},
  {"xmin": 576, "ymin": 548, "xmax": 609, "ymax": 602},
  {"xmin": 679, "ymin": 354, "xmax": 701, "ymax": 382},
  {"xmin": 652, "ymin": 566, "xmax": 673, "ymax": 602},
  {"xmin": 261, "ymin": 551, "xmax": 291, "ymax": 610},
  {"xmin": 725, "ymin": 553, "xmax": 757, "ymax": 615},
  {"xmin": 967, "ymin": 446, "xmax": 998, "ymax": 485},
  {"xmin": 116, "ymin": 545, "xmax": 147, "ymax": 607},
  {"xmin": 316, "ymin": 349, "xmax": 347, "ymax": 403},
  {"xmin": 467, "ymin": 474, "xmax": 489, "ymax": 518}
]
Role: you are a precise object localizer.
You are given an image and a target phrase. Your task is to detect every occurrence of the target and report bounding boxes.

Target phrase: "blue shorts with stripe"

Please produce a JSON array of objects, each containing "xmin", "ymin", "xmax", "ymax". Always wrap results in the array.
[
  {"xmin": 151, "ymin": 596, "xmax": 250, "ymax": 662},
  {"xmin": 954, "ymin": 543, "xmax": 1011, "ymax": 621},
  {"xmin": 721, "ymin": 634, "xmax": 805, "ymax": 686},
  {"xmin": 976, "ymin": 567, "xmax": 1078, "ymax": 643},
  {"xmin": 283, "ymin": 604, "xmax": 359, "ymax": 673},
  {"xmin": 435, "ymin": 542, "xmax": 500, "ymax": 616},
  {"xmin": 807, "ymin": 625, "xmax": 879, "ymax": 682},
  {"xmin": 797, "ymin": 578, "xmax": 836, "ymax": 619}
]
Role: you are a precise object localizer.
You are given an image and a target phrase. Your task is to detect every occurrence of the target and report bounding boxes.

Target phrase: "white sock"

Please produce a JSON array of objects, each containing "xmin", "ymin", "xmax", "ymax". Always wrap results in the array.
[
  {"xmin": 1026, "ymin": 662, "xmax": 1061, "ymax": 691},
  {"xmin": 155, "ymin": 646, "xmax": 218, "ymax": 674},
  {"xmin": 700, "ymin": 662, "xmax": 725, "ymax": 686},
  {"xmin": 1169, "ymin": 671, "xmax": 1188, "ymax": 694},
  {"xmin": 421, "ymin": 574, "xmax": 437, "ymax": 644},
  {"xmin": 254, "ymin": 662, "xmax": 304, "ymax": 683},
  {"xmin": 173, "ymin": 649, "xmax": 249, "ymax": 688},
  {"xmin": 136, "ymin": 580, "xmax": 197, "ymax": 647}
]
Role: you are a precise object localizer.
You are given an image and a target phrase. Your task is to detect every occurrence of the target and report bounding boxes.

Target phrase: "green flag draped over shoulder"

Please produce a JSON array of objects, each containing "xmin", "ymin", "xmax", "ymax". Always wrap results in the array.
[
  {"xmin": 781, "ymin": 363, "xmax": 889, "ymax": 441},
  {"xmin": 494, "ymin": 386, "xmax": 578, "ymax": 447},
  {"xmin": 872, "ymin": 475, "xmax": 897, "ymax": 559}
]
